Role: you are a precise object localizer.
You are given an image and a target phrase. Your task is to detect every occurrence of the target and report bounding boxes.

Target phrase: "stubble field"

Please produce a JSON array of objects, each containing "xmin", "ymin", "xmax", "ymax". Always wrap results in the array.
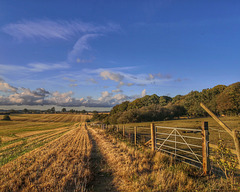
[{"xmin": 0, "ymin": 114, "xmax": 239, "ymax": 191}]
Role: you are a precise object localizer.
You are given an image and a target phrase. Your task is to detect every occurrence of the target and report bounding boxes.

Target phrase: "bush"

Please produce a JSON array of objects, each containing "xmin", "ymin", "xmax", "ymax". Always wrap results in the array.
[{"xmin": 2, "ymin": 115, "xmax": 11, "ymax": 121}]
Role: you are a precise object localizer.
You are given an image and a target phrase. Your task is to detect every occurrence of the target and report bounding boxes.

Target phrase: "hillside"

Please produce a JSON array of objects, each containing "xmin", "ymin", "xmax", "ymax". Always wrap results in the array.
[{"xmin": 91, "ymin": 82, "xmax": 240, "ymax": 124}]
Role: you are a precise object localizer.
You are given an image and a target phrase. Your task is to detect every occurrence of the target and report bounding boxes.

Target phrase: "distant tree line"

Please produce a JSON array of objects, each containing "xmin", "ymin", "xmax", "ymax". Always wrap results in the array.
[{"xmin": 91, "ymin": 82, "xmax": 240, "ymax": 124}]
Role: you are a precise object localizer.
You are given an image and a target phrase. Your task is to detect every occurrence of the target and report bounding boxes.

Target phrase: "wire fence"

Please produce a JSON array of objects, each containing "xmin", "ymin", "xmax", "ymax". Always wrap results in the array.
[{"xmin": 90, "ymin": 122, "xmax": 240, "ymax": 175}]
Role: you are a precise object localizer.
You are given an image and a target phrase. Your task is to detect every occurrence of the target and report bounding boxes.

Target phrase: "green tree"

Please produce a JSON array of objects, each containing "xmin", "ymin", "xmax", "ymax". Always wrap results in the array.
[
  {"xmin": 216, "ymin": 82, "xmax": 240, "ymax": 115},
  {"xmin": 50, "ymin": 107, "xmax": 55, "ymax": 114},
  {"xmin": 159, "ymin": 96, "xmax": 172, "ymax": 106}
]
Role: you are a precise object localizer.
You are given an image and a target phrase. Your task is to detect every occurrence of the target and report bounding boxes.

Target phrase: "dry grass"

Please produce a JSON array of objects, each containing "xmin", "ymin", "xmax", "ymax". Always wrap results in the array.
[
  {"xmin": 89, "ymin": 127, "xmax": 196, "ymax": 191},
  {"xmin": 0, "ymin": 123, "xmax": 92, "ymax": 192},
  {"xmin": 89, "ymin": 126, "xmax": 240, "ymax": 191}
]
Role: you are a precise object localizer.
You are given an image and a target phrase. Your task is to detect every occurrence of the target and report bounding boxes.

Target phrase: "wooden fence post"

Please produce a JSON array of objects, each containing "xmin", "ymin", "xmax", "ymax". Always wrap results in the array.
[
  {"xmin": 232, "ymin": 130, "xmax": 240, "ymax": 166},
  {"xmin": 202, "ymin": 121, "xmax": 210, "ymax": 175},
  {"xmin": 123, "ymin": 125, "xmax": 125, "ymax": 137},
  {"xmin": 134, "ymin": 126, "xmax": 137, "ymax": 145},
  {"xmin": 200, "ymin": 103, "xmax": 240, "ymax": 166},
  {"xmin": 151, "ymin": 123, "xmax": 156, "ymax": 151}
]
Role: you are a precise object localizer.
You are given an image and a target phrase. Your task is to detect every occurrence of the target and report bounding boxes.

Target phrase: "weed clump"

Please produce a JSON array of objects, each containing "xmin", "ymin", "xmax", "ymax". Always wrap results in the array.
[{"xmin": 2, "ymin": 115, "xmax": 11, "ymax": 121}]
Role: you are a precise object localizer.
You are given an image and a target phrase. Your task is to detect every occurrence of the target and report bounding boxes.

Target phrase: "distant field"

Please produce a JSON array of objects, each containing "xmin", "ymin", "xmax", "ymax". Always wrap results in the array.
[
  {"xmin": 0, "ymin": 114, "xmax": 91, "ymax": 166},
  {"xmin": 0, "ymin": 113, "xmax": 91, "ymax": 122}
]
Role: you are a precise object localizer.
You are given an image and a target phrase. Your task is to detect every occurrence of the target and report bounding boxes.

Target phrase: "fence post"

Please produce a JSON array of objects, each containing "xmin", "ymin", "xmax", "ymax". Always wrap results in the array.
[
  {"xmin": 134, "ymin": 126, "xmax": 137, "ymax": 145},
  {"xmin": 232, "ymin": 130, "xmax": 240, "ymax": 166},
  {"xmin": 123, "ymin": 125, "xmax": 125, "ymax": 137},
  {"xmin": 202, "ymin": 121, "xmax": 210, "ymax": 175},
  {"xmin": 151, "ymin": 123, "xmax": 156, "ymax": 151}
]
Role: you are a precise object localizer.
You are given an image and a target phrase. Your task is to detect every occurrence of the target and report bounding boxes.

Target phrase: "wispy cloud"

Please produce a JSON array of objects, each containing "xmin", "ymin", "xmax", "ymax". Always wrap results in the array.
[
  {"xmin": 0, "ymin": 62, "xmax": 69, "ymax": 75},
  {"xmin": 112, "ymin": 89, "xmax": 123, "ymax": 93},
  {"xmin": 28, "ymin": 62, "xmax": 69, "ymax": 72},
  {"xmin": 2, "ymin": 19, "xmax": 120, "ymax": 40},
  {"xmin": 68, "ymin": 34, "xmax": 99, "ymax": 62}
]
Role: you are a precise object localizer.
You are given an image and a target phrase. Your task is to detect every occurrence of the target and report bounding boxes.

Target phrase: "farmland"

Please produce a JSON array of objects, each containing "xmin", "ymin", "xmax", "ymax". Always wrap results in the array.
[
  {"xmin": 0, "ymin": 114, "xmax": 91, "ymax": 166},
  {"xmin": 0, "ymin": 114, "xmax": 240, "ymax": 191}
]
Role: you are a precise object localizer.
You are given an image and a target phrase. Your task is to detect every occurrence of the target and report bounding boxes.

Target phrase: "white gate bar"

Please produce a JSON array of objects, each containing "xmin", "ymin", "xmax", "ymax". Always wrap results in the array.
[
  {"xmin": 156, "ymin": 132, "xmax": 202, "ymax": 140},
  {"xmin": 158, "ymin": 129, "xmax": 175, "ymax": 149},
  {"xmin": 156, "ymin": 138, "xmax": 202, "ymax": 148},
  {"xmin": 158, "ymin": 148, "xmax": 203, "ymax": 165},
  {"xmin": 176, "ymin": 129, "xmax": 202, "ymax": 163},
  {"xmin": 182, "ymin": 161, "xmax": 202, "ymax": 169},
  {"xmin": 156, "ymin": 143, "xmax": 203, "ymax": 157},
  {"xmin": 156, "ymin": 126, "xmax": 201, "ymax": 132}
]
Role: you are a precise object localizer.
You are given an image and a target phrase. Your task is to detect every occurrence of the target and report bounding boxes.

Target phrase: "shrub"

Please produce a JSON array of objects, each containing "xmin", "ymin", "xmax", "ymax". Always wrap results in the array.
[{"xmin": 2, "ymin": 115, "xmax": 11, "ymax": 121}]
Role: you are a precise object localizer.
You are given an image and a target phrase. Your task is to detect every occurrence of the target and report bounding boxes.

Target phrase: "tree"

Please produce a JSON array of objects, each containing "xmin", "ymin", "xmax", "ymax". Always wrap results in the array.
[
  {"xmin": 50, "ymin": 107, "xmax": 56, "ymax": 114},
  {"xmin": 159, "ymin": 96, "xmax": 172, "ymax": 106},
  {"xmin": 216, "ymin": 82, "xmax": 240, "ymax": 115},
  {"xmin": 62, "ymin": 108, "xmax": 67, "ymax": 113}
]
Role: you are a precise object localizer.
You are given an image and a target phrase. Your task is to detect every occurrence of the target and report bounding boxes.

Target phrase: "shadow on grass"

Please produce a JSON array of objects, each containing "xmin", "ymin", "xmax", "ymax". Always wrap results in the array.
[{"xmin": 88, "ymin": 131, "xmax": 118, "ymax": 192}]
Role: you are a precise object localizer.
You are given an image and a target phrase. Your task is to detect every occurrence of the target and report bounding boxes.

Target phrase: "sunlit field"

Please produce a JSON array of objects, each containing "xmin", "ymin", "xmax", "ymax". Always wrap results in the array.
[{"xmin": 0, "ymin": 114, "xmax": 91, "ymax": 166}]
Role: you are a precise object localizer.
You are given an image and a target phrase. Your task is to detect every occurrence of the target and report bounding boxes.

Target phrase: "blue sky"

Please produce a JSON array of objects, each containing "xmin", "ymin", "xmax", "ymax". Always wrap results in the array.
[{"xmin": 0, "ymin": 0, "xmax": 239, "ymax": 109}]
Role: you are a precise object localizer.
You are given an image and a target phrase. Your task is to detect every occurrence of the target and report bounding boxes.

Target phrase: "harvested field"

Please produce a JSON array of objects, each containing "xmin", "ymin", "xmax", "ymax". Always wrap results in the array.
[
  {"xmin": 0, "ymin": 115, "xmax": 239, "ymax": 191},
  {"xmin": 0, "ymin": 123, "xmax": 92, "ymax": 191},
  {"xmin": 0, "ymin": 113, "xmax": 92, "ymax": 123}
]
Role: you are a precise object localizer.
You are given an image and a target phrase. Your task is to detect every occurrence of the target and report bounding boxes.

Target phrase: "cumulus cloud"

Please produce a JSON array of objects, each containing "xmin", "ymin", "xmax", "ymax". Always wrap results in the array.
[
  {"xmin": 5, "ymin": 88, "xmax": 50, "ymax": 105},
  {"xmin": 2, "ymin": 20, "xmax": 120, "ymax": 40},
  {"xmin": 141, "ymin": 89, "xmax": 147, "ymax": 97},
  {"xmin": 0, "ymin": 78, "xmax": 18, "ymax": 93},
  {"xmin": 100, "ymin": 71, "xmax": 124, "ymax": 82},
  {"xmin": 0, "ymin": 79, "xmax": 145, "ymax": 107}
]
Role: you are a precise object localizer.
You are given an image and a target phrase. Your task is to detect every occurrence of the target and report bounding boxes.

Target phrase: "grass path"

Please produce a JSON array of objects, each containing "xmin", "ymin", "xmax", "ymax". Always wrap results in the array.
[{"xmin": 88, "ymin": 131, "xmax": 117, "ymax": 192}]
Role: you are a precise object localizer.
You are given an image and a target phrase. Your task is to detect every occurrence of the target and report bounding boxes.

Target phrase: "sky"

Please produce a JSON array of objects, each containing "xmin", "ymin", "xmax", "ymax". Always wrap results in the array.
[{"xmin": 0, "ymin": 0, "xmax": 239, "ymax": 110}]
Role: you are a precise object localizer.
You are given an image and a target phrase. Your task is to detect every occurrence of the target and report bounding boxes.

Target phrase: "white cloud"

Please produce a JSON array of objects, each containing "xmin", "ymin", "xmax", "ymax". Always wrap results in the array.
[
  {"xmin": 68, "ymin": 34, "xmax": 99, "ymax": 62},
  {"xmin": 100, "ymin": 71, "xmax": 124, "ymax": 82},
  {"xmin": 28, "ymin": 62, "xmax": 69, "ymax": 72},
  {"xmin": 0, "ymin": 78, "xmax": 18, "ymax": 93},
  {"xmin": 0, "ymin": 62, "xmax": 69, "ymax": 75},
  {"xmin": 3, "ymin": 20, "xmax": 120, "ymax": 40},
  {"xmin": 112, "ymin": 89, "xmax": 123, "ymax": 93},
  {"xmin": 0, "ymin": 80, "xmax": 147, "ymax": 107},
  {"xmin": 63, "ymin": 77, "xmax": 77, "ymax": 82},
  {"xmin": 141, "ymin": 89, "xmax": 146, "ymax": 97},
  {"xmin": 69, "ymin": 84, "xmax": 78, "ymax": 87}
]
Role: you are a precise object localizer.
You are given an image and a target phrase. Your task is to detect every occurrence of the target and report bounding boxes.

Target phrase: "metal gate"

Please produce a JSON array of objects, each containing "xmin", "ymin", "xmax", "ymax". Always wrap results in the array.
[{"xmin": 155, "ymin": 126, "xmax": 203, "ymax": 168}]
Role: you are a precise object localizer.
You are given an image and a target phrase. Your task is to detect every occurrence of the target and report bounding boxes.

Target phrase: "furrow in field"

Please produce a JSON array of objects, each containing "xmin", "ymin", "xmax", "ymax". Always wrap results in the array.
[{"xmin": 0, "ymin": 123, "xmax": 92, "ymax": 192}]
